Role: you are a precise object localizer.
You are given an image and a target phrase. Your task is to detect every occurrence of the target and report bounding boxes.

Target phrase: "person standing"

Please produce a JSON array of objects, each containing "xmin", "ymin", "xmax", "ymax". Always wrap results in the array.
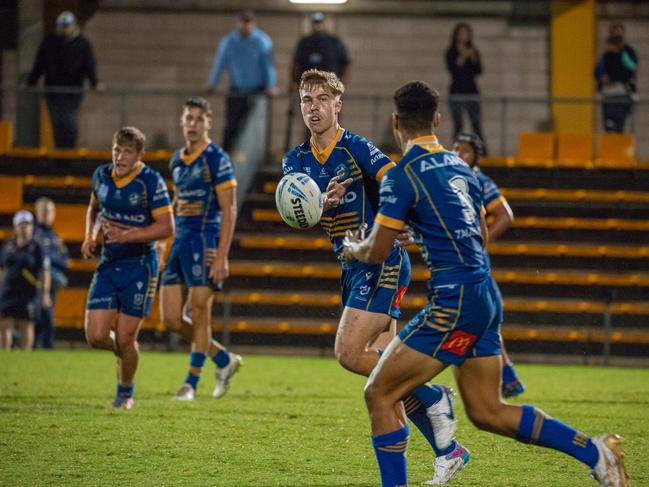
[
  {"xmin": 160, "ymin": 97, "xmax": 242, "ymax": 401},
  {"xmin": 595, "ymin": 33, "xmax": 637, "ymax": 133},
  {"xmin": 27, "ymin": 11, "xmax": 103, "ymax": 148},
  {"xmin": 0, "ymin": 211, "xmax": 51, "ymax": 350},
  {"xmin": 453, "ymin": 133, "xmax": 524, "ymax": 397},
  {"xmin": 207, "ymin": 9, "xmax": 277, "ymax": 154},
  {"xmin": 445, "ymin": 22, "xmax": 486, "ymax": 151},
  {"xmin": 32, "ymin": 197, "xmax": 69, "ymax": 349},
  {"xmin": 82, "ymin": 127, "xmax": 173, "ymax": 409},
  {"xmin": 291, "ymin": 12, "xmax": 351, "ymax": 85}
]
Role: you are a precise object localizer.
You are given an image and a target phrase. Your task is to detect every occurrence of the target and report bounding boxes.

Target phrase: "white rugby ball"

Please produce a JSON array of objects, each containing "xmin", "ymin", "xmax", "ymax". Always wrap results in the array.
[{"xmin": 275, "ymin": 173, "xmax": 323, "ymax": 229}]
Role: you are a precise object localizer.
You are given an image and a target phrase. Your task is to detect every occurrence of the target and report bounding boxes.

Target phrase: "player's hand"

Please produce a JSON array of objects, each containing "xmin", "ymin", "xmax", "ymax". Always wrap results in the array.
[
  {"xmin": 81, "ymin": 239, "xmax": 97, "ymax": 259},
  {"xmin": 342, "ymin": 223, "xmax": 367, "ymax": 264},
  {"xmin": 394, "ymin": 226, "xmax": 415, "ymax": 248},
  {"xmin": 209, "ymin": 252, "xmax": 229, "ymax": 286},
  {"xmin": 323, "ymin": 176, "xmax": 353, "ymax": 211},
  {"xmin": 104, "ymin": 223, "xmax": 129, "ymax": 243}
]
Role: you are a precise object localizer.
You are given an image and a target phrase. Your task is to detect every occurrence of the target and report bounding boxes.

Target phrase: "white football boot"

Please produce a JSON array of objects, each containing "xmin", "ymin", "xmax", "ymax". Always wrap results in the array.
[
  {"xmin": 591, "ymin": 434, "xmax": 629, "ymax": 487},
  {"xmin": 425, "ymin": 385, "xmax": 458, "ymax": 451},
  {"xmin": 173, "ymin": 383, "xmax": 195, "ymax": 401},
  {"xmin": 213, "ymin": 353, "xmax": 243, "ymax": 398}
]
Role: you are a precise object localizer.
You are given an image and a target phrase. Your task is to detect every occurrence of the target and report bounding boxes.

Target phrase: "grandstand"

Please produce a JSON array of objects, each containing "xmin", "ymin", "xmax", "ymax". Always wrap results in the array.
[{"xmin": 0, "ymin": 0, "xmax": 648, "ymax": 364}]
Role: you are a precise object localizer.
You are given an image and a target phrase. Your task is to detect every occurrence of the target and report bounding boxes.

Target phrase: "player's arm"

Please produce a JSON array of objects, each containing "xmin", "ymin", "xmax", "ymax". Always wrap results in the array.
[
  {"xmin": 41, "ymin": 256, "xmax": 52, "ymax": 308},
  {"xmin": 480, "ymin": 210, "xmax": 489, "ymax": 248},
  {"xmin": 486, "ymin": 197, "xmax": 514, "ymax": 242},
  {"xmin": 344, "ymin": 223, "xmax": 400, "ymax": 265},
  {"xmin": 105, "ymin": 209, "xmax": 174, "ymax": 244},
  {"xmin": 211, "ymin": 184, "xmax": 237, "ymax": 285},
  {"xmin": 81, "ymin": 194, "xmax": 100, "ymax": 259}
]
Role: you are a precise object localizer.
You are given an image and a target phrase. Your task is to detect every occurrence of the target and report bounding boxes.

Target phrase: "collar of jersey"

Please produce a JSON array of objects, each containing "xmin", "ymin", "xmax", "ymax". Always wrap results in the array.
[
  {"xmin": 112, "ymin": 161, "xmax": 144, "ymax": 189},
  {"xmin": 405, "ymin": 134, "xmax": 444, "ymax": 154},
  {"xmin": 181, "ymin": 140, "xmax": 210, "ymax": 165},
  {"xmin": 310, "ymin": 127, "xmax": 343, "ymax": 164}
]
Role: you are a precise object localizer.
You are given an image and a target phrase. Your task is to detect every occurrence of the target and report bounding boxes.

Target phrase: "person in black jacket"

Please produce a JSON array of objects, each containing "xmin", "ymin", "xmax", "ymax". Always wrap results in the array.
[
  {"xmin": 595, "ymin": 31, "xmax": 638, "ymax": 132},
  {"xmin": 445, "ymin": 23, "xmax": 486, "ymax": 152},
  {"xmin": 27, "ymin": 11, "xmax": 102, "ymax": 148},
  {"xmin": 291, "ymin": 12, "xmax": 351, "ymax": 85},
  {"xmin": 33, "ymin": 198, "xmax": 68, "ymax": 349}
]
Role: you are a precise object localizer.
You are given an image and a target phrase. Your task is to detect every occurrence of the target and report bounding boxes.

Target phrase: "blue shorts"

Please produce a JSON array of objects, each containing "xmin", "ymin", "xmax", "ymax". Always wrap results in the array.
[
  {"xmin": 488, "ymin": 276, "xmax": 504, "ymax": 325},
  {"xmin": 160, "ymin": 234, "xmax": 222, "ymax": 290},
  {"xmin": 341, "ymin": 247, "xmax": 410, "ymax": 319},
  {"xmin": 399, "ymin": 276, "xmax": 502, "ymax": 366},
  {"xmin": 86, "ymin": 254, "xmax": 158, "ymax": 318}
]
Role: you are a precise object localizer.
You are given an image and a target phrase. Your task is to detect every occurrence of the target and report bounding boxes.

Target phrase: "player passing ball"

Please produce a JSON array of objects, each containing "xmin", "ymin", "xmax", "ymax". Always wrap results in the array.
[{"xmin": 281, "ymin": 69, "xmax": 470, "ymax": 484}]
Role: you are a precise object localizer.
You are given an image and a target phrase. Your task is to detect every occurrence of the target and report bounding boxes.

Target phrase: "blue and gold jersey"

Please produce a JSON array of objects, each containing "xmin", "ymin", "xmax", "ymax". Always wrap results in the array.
[
  {"xmin": 282, "ymin": 128, "xmax": 394, "ymax": 255},
  {"xmin": 91, "ymin": 162, "xmax": 172, "ymax": 262},
  {"xmin": 376, "ymin": 135, "xmax": 489, "ymax": 286},
  {"xmin": 474, "ymin": 168, "xmax": 505, "ymax": 214},
  {"xmin": 170, "ymin": 141, "xmax": 237, "ymax": 238}
]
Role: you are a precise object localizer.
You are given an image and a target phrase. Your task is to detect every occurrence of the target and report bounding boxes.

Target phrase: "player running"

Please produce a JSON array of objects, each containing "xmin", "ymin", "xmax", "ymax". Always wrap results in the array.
[
  {"xmin": 283, "ymin": 69, "xmax": 469, "ymax": 484},
  {"xmin": 82, "ymin": 127, "xmax": 174, "ymax": 409},
  {"xmin": 160, "ymin": 97, "xmax": 242, "ymax": 401},
  {"xmin": 343, "ymin": 81, "xmax": 628, "ymax": 487},
  {"xmin": 453, "ymin": 132, "xmax": 524, "ymax": 397}
]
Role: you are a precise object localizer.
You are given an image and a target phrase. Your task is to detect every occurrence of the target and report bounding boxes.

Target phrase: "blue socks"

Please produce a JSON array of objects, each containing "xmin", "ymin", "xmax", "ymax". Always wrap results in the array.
[
  {"xmin": 404, "ymin": 395, "xmax": 456, "ymax": 456},
  {"xmin": 502, "ymin": 363, "xmax": 518, "ymax": 383},
  {"xmin": 410, "ymin": 384, "xmax": 443, "ymax": 408},
  {"xmin": 116, "ymin": 383, "xmax": 134, "ymax": 398},
  {"xmin": 372, "ymin": 425, "xmax": 410, "ymax": 487},
  {"xmin": 213, "ymin": 349, "xmax": 230, "ymax": 368},
  {"xmin": 186, "ymin": 352, "xmax": 207, "ymax": 390},
  {"xmin": 517, "ymin": 404, "xmax": 599, "ymax": 468}
]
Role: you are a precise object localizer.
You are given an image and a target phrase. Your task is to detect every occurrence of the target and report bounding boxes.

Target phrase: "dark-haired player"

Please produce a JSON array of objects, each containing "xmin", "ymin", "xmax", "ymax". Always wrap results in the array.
[
  {"xmin": 283, "ymin": 70, "xmax": 469, "ymax": 484},
  {"xmin": 160, "ymin": 97, "xmax": 242, "ymax": 401},
  {"xmin": 343, "ymin": 81, "xmax": 628, "ymax": 487},
  {"xmin": 82, "ymin": 126, "xmax": 174, "ymax": 409},
  {"xmin": 453, "ymin": 132, "xmax": 524, "ymax": 397}
]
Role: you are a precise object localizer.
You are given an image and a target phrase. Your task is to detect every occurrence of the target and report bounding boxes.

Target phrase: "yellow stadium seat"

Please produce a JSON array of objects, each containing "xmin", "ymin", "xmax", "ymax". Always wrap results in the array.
[
  {"xmin": 516, "ymin": 132, "xmax": 555, "ymax": 165},
  {"xmin": 0, "ymin": 176, "xmax": 23, "ymax": 213},
  {"xmin": 556, "ymin": 133, "xmax": 594, "ymax": 167},
  {"xmin": 598, "ymin": 133, "xmax": 635, "ymax": 167},
  {"xmin": 0, "ymin": 120, "xmax": 13, "ymax": 154}
]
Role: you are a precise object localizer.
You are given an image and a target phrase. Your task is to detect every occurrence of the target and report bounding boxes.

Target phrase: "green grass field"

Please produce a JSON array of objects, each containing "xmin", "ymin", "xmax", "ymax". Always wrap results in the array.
[{"xmin": 1, "ymin": 350, "xmax": 647, "ymax": 486}]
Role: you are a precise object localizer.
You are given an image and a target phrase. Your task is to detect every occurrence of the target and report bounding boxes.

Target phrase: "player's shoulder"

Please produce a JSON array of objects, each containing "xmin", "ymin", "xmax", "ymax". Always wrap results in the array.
[
  {"xmin": 139, "ymin": 163, "xmax": 164, "ymax": 182},
  {"xmin": 285, "ymin": 140, "xmax": 311, "ymax": 160},
  {"xmin": 204, "ymin": 142, "xmax": 229, "ymax": 161},
  {"xmin": 92, "ymin": 163, "xmax": 112, "ymax": 181},
  {"xmin": 475, "ymin": 168, "xmax": 497, "ymax": 186},
  {"xmin": 341, "ymin": 130, "xmax": 385, "ymax": 157}
]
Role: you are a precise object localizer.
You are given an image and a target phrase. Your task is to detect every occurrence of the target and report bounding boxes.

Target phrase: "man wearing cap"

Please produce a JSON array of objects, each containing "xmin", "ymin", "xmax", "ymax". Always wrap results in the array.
[
  {"xmin": 207, "ymin": 9, "xmax": 278, "ymax": 154},
  {"xmin": 27, "ymin": 10, "xmax": 103, "ymax": 148},
  {"xmin": 0, "ymin": 211, "xmax": 51, "ymax": 350},
  {"xmin": 291, "ymin": 12, "xmax": 351, "ymax": 85}
]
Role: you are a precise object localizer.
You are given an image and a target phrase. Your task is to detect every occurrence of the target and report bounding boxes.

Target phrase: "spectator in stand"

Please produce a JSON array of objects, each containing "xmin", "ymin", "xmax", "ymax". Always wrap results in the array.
[
  {"xmin": 0, "ymin": 211, "xmax": 51, "ymax": 350},
  {"xmin": 595, "ymin": 25, "xmax": 638, "ymax": 132},
  {"xmin": 291, "ymin": 12, "xmax": 351, "ymax": 85},
  {"xmin": 207, "ymin": 9, "xmax": 278, "ymax": 154},
  {"xmin": 445, "ymin": 22, "xmax": 486, "ymax": 152},
  {"xmin": 27, "ymin": 11, "xmax": 103, "ymax": 148},
  {"xmin": 33, "ymin": 198, "xmax": 69, "ymax": 349}
]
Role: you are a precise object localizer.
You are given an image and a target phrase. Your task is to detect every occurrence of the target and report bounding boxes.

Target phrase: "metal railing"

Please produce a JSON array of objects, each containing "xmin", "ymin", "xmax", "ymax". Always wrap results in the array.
[{"xmin": 1, "ymin": 85, "xmax": 647, "ymax": 160}]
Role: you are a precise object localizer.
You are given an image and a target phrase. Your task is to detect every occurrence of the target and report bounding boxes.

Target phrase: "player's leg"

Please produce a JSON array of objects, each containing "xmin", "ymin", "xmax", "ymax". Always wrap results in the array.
[
  {"xmin": 16, "ymin": 319, "xmax": 35, "ymax": 350},
  {"xmin": 0, "ymin": 316, "xmax": 14, "ymax": 349},
  {"xmin": 455, "ymin": 355, "xmax": 628, "ymax": 485},
  {"xmin": 365, "ymin": 337, "xmax": 448, "ymax": 487},
  {"xmin": 112, "ymin": 312, "xmax": 143, "ymax": 409},
  {"xmin": 160, "ymin": 283, "xmax": 193, "ymax": 342},
  {"xmin": 84, "ymin": 309, "xmax": 118, "ymax": 352},
  {"xmin": 334, "ymin": 307, "xmax": 392, "ymax": 376},
  {"xmin": 501, "ymin": 337, "xmax": 525, "ymax": 397}
]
